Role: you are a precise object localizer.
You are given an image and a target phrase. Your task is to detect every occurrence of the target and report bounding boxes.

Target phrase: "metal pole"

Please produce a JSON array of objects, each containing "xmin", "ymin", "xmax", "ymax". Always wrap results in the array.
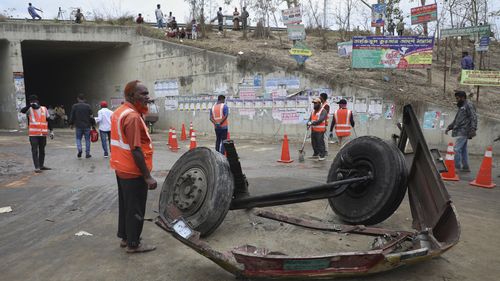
[{"xmin": 443, "ymin": 37, "xmax": 448, "ymax": 96}]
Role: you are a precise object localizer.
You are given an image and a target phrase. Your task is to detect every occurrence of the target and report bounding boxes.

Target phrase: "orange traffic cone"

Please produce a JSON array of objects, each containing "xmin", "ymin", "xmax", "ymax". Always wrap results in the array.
[
  {"xmin": 189, "ymin": 122, "xmax": 193, "ymax": 138},
  {"xmin": 181, "ymin": 123, "xmax": 187, "ymax": 141},
  {"xmin": 189, "ymin": 130, "xmax": 197, "ymax": 150},
  {"xmin": 170, "ymin": 128, "xmax": 179, "ymax": 152},
  {"xmin": 167, "ymin": 127, "xmax": 172, "ymax": 147},
  {"xmin": 277, "ymin": 134, "xmax": 293, "ymax": 163},
  {"xmin": 441, "ymin": 142, "xmax": 459, "ymax": 181},
  {"xmin": 470, "ymin": 146, "xmax": 496, "ymax": 189}
]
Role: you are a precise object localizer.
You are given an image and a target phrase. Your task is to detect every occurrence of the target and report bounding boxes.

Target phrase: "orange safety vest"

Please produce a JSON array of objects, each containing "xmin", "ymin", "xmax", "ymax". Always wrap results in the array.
[
  {"xmin": 211, "ymin": 103, "xmax": 228, "ymax": 127},
  {"xmin": 310, "ymin": 109, "xmax": 326, "ymax": 133},
  {"xmin": 110, "ymin": 103, "xmax": 153, "ymax": 176},
  {"xmin": 28, "ymin": 106, "xmax": 49, "ymax": 136},
  {"xmin": 334, "ymin": 108, "xmax": 352, "ymax": 137},
  {"xmin": 321, "ymin": 101, "xmax": 330, "ymax": 126}
]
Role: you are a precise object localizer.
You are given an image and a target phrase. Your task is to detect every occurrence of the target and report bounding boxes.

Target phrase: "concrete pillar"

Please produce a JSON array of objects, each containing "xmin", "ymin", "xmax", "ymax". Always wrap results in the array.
[{"xmin": 0, "ymin": 40, "xmax": 24, "ymax": 129}]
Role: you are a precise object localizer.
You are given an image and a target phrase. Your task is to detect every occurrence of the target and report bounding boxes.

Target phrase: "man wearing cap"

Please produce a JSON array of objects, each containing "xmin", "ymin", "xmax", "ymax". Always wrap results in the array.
[
  {"xmin": 210, "ymin": 95, "xmax": 229, "ymax": 154},
  {"xmin": 20, "ymin": 95, "xmax": 54, "ymax": 173},
  {"xmin": 95, "ymin": 101, "xmax": 113, "ymax": 158},
  {"xmin": 307, "ymin": 98, "xmax": 328, "ymax": 161},
  {"xmin": 329, "ymin": 99, "xmax": 355, "ymax": 147}
]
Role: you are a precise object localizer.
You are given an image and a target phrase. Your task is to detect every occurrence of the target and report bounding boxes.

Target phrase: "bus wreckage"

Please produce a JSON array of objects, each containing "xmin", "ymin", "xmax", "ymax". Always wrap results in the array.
[{"xmin": 155, "ymin": 104, "xmax": 460, "ymax": 279}]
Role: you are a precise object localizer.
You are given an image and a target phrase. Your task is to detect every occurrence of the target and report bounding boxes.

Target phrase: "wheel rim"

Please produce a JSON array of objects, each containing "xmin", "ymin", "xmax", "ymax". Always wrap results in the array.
[
  {"xmin": 172, "ymin": 167, "xmax": 208, "ymax": 216},
  {"xmin": 342, "ymin": 159, "xmax": 374, "ymax": 198}
]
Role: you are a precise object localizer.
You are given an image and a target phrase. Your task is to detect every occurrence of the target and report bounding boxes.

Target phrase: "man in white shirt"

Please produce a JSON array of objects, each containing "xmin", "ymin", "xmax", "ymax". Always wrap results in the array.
[
  {"xmin": 95, "ymin": 101, "xmax": 113, "ymax": 158},
  {"xmin": 155, "ymin": 4, "xmax": 164, "ymax": 29}
]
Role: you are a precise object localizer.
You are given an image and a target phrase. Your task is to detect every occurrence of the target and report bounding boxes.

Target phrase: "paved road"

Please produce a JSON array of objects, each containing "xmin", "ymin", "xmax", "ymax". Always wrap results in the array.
[{"xmin": 0, "ymin": 130, "xmax": 499, "ymax": 281}]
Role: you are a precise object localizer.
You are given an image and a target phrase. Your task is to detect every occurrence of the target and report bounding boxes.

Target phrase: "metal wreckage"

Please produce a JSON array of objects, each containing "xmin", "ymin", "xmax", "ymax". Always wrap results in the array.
[{"xmin": 154, "ymin": 105, "xmax": 460, "ymax": 279}]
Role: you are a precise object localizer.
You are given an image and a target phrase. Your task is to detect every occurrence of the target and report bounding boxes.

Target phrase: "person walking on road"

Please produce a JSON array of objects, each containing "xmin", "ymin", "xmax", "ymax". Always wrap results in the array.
[
  {"xmin": 20, "ymin": 95, "xmax": 54, "ymax": 173},
  {"xmin": 95, "ymin": 101, "xmax": 113, "ymax": 158},
  {"xmin": 445, "ymin": 90, "xmax": 478, "ymax": 172},
  {"xmin": 69, "ymin": 94, "xmax": 95, "ymax": 159},
  {"xmin": 319, "ymin": 93, "xmax": 330, "ymax": 156},
  {"xmin": 28, "ymin": 3, "xmax": 43, "ymax": 20},
  {"xmin": 329, "ymin": 99, "xmax": 355, "ymax": 147},
  {"xmin": 110, "ymin": 80, "xmax": 157, "ymax": 254},
  {"xmin": 307, "ymin": 98, "xmax": 328, "ymax": 161},
  {"xmin": 210, "ymin": 95, "xmax": 229, "ymax": 154}
]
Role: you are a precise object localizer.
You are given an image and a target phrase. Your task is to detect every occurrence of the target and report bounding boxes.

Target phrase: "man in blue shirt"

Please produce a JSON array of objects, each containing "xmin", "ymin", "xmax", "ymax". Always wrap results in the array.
[
  {"xmin": 461, "ymin": 52, "xmax": 474, "ymax": 70},
  {"xmin": 28, "ymin": 3, "xmax": 43, "ymax": 20},
  {"xmin": 209, "ymin": 95, "xmax": 229, "ymax": 154}
]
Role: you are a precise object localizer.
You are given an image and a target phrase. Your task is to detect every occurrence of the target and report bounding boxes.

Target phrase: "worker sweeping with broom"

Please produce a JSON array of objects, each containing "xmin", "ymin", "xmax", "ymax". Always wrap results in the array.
[{"xmin": 306, "ymin": 98, "xmax": 328, "ymax": 161}]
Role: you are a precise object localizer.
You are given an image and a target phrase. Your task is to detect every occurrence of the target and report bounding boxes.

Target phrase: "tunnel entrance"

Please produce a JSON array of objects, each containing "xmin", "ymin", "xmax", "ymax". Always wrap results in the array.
[{"xmin": 21, "ymin": 40, "xmax": 130, "ymax": 126}]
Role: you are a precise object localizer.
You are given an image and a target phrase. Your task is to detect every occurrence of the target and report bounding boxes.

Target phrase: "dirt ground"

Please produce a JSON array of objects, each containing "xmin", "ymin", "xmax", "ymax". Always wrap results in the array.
[
  {"xmin": 161, "ymin": 27, "xmax": 500, "ymax": 119},
  {"xmin": 0, "ymin": 129, "xmax": 499, "ymax": 281}
]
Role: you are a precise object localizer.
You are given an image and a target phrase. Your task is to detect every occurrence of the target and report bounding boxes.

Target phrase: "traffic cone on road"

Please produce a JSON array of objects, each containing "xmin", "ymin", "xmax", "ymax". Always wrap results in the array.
[
  {"xmin": 181, "ymin": 123, "xmax": 187, "ymax": 141},
  {"xmin": 441, "ymin": 142, "xmax": 459, "ymax": 181},
  {"xmin": 470, "ymin": 146, "xmax": 496, "ymax": 189},
  {"xmin": 189, "ymin": 130, "xmax": 197, "ymax": 150},
  {"xmin": 170, "ymin": 128, "xmax": 179, "ymax": 152},
  {"xmin": 277, "ymin": 134, "xmax": 293, "ymax": 163},
  {"xmin": 189, "ymin": 122, "xmax": 193, "ymax": 138},
  {"xmin": 167, "ymin": 127, "xmax": 172, "ymax": 147}
]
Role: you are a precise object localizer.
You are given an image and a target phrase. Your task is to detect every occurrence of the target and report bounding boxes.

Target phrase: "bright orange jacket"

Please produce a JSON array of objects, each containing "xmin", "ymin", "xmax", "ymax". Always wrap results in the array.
[
  {"xmin": 28, "ymin": 107, "xmax": 49, "ymax": 136},
  {"xmin": 334, "ymin": 108, "xmax": 352, "ymax": 137},
  {"xmin": 211, "ymin": 103, "xmax": 228, "ymax": 128},
  {"xmin": 110, "ymin": 103, "xmax": 153, "ymax": 175},
  {"xmin": 321, "ymin": 101, "xmax": 330, "ymax": 126},
  {"xmin": 311, "ymin": 109, "xmax": 327, "ymax": 133}
]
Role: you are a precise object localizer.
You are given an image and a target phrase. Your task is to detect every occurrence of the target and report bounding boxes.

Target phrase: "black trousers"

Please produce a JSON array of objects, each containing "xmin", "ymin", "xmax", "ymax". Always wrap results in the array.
[
  {"xmin": 116, "ymin": 176, "xmax": 148, "ymax": 247},
  {"xmin": 311, "ymin": 131, "xmax": 326, "ymax": 157},
  {"xmin": 215, "ymin": 128, "xmax": 228, "ymax": 154},
  {"xmin": 29, "ymin": 136, "xmax": 46, "ymax": 169}
]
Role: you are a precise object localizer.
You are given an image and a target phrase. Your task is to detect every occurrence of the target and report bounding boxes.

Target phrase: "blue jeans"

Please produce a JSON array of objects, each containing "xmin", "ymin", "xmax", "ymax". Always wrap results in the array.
[
  {"xmin": 215, "ymin": 128, "xmax": 228, "ymax": 154},
  {"xmin": 76, "ymin": 127, "xmax": 91, "ymax": 155},
  {"xmin": 454, "ymin": 136, "xmax": 469, "ymax": 170},
  {"xmin": 100, "ymin": 130, "xmax": 111, "ymax": 156},
  {"xmin": 157, "ymin": 19, "xmax": 164, "ymax": 28}
]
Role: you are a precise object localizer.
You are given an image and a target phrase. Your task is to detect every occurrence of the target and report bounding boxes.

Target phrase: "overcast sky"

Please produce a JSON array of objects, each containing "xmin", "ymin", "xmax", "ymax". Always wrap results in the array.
[{"xmin": 1, "ymin": 0, "xmax": 499, "ymax": 35}]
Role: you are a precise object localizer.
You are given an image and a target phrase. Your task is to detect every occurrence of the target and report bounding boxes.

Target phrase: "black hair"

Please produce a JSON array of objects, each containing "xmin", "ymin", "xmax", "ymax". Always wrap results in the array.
[
  {"xmin": 78, "ymin": 94, "xmax": 86, "ymax": 101},
  {"xmin": 320, "ymin": 93, "xmax": 328, "ymax": 101},
  {"xmin": 218, "ymin": 95, "xmax": 226, "ymax": 101},
  {"xmin": 28, "ymin": 94, "xmax": 39, "ymax": 102},
  {"xmin": 454, "ymin": 91, "xmax": 467, "ymax": 98}
]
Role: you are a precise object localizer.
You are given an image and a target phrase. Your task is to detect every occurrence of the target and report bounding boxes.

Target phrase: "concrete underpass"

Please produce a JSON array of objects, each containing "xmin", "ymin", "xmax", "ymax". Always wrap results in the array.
[{"xmin": 20, "ymin": 40, "xmax": 130, "ymax": 114}]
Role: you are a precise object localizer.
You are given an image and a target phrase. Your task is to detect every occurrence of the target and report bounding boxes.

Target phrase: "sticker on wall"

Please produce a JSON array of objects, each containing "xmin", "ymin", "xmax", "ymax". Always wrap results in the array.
[
  {"xmin": 154, "ymin": 79, "xmax": 179, "ymax": 98},
  {"xmin": 384, "ymin": 104, "xmax": 395, "ymax": 119},
  {"xmin": 423, "ymin": 111, "xmax": 442, "ymax": 129}
]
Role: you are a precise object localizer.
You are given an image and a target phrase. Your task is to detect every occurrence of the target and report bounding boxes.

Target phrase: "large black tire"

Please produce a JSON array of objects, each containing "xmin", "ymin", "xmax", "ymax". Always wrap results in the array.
[
  {"xmin": 328, "ymin": 136, "xmax": 408, "ymax": 225},
  {"xmin": 159, "ymin": 147, "xmax": 234, "ymax": 237}
]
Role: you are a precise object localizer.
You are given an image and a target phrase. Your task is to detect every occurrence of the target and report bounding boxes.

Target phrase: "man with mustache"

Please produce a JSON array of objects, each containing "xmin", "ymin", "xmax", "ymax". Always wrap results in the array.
[{"xmin": 110, "ymin": 80, "xmax": 157, "ymax": 253}]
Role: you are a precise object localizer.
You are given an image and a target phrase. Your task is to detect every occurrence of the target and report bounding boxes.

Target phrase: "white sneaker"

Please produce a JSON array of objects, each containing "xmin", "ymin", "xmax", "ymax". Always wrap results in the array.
[{"xmin": 318, "ymin": 156, "xmax": 326, "ymax": 161}]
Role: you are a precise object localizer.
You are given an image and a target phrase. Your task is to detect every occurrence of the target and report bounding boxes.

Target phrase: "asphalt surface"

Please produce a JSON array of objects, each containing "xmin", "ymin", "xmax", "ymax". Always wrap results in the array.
[{"xmin": 0, "ymin": 129, "xmax": 499, "ymax": 281}]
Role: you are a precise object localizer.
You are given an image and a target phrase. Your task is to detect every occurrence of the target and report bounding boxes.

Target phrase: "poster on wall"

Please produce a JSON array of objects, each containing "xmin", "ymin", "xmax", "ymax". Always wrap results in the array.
[
  {"xmin": 239, "ymin": 87, "xmax": 257, "ymax": 100},
  {"xmin": 352, "ymin": 36, "xmax": 434, "ymax": 69},
  {"xmin": 368, "ymin": 98, "xmax": 383, "ymax": 115},
  {"xmin": 164, "ymin": 97, "xmax": 178, "ymax": 111},
  {"xmin": 354, "ymin": 98, "xmax": 367, "ymax": 113},
  {"xmin": 265, "ymin": 77, "xmax": 300, "ymax": 91},
  {"xmin": 423, "ymin": 111, "xmax": 442, "ymax": 129},
  {"xmin": 154, "ymin": 79, "xmax": 179, "ymax": 98},
  {"xmin": 337, "ymin": 41, "xmax": 353, "ymax": 58},
  {"xmin": 281, "ymin": 111, "xmax": 301, "ymax": 124},
  {"xmin": 14, "ymin": 72, "xmax": 27, "ymax": 129}
]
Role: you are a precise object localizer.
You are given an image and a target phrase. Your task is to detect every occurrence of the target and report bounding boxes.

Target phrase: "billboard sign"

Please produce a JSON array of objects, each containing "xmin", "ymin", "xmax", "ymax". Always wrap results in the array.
[
  {"xmin": 371, "ymin": 4, "xmax": 386, "ymax": 27},
  {"xmin": 441, "ymin": 25, "xmax": 490, "ymax": 37},
  {"xmin": 282, "ymin": 7, "xmax": 302, "ymax": 25},
  {"xmin": 411, "ymin": 4, "xmax": 437, "ymax": 25},
  {"xmin": 287, "ymin": 24, "xmax": 306, "ymax": 40},
  {"xmin": 352, "ymin": 36, "xmax": 434, "ymax": 69},
  {"xmin": 337, "ymin": 41, "xmax": 352, "ymax": 57},
  {"xmin": 460, "ymin": 70, "xmax": 500, "ymax": 86}
]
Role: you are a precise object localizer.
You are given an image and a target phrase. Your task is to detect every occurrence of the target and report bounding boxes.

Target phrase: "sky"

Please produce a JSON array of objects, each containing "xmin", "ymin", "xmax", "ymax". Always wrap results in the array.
[{"xmin": 1, "ymin": 0, "xmax": 499, "ymax": 35}]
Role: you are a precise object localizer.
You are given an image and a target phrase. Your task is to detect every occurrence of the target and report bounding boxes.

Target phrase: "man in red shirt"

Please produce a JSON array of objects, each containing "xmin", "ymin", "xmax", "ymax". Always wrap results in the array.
[{"xmin": 110, "ymin": 80, "xmax": 157, "ymax": 253}]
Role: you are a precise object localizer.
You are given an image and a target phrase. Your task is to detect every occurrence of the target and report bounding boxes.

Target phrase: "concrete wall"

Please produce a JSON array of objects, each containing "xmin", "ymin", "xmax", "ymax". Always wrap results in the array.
[{"xmin": 1, "ymin": 22, "xmax": 498, "ymax": 153}]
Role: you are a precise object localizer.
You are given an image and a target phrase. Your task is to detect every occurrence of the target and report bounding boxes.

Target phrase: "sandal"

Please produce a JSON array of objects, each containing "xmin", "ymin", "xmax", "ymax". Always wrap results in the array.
[{"xmin": 126, "ymin": 243, "xmax": 156, "ymax": 254}]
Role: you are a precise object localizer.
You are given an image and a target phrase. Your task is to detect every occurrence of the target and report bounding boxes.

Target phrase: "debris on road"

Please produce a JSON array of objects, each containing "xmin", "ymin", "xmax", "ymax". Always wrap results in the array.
[
  {"xmin": 0, "ymin": 206, "xmax": 13, "ymax": 213},
  {"xmin": 75, "ymin": 231, "xmax": 93, "ymax": 236}
]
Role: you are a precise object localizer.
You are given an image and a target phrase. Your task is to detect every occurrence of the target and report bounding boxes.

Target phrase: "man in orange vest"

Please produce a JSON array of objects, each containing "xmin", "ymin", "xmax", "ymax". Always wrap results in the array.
[
  {"xmin": 210, "ymin": 95, "xmax": 229, "ymax": 154},
  {"xmin": 20, "ymin": 95, "xmax": 54, "ymax": 173},
  {"xmin": 320, "ymin": 93, "xmax": 330, "ymax": 156},
  {"xmin": 307, "ymin": 98, "xmax": 328, "ymax": 161},
  {"xmin": 329, "ymin": 99, "xmax": 355, "ymax": 147},
  {"xmin": 110, "ymin": 80, "xmax": 157, "ymax": 254}
]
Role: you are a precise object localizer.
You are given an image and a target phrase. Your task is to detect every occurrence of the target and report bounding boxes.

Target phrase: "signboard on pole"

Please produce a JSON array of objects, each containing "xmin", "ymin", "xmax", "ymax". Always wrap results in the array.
[
  {"xmin": 411, "ymin": 3, "xmax": 437, "ymax": 25},
  {"xmin": 287, "ymin": 24, "xmax": 306, "ymax": 40},
  {"xmin": 371, "ymin": 4, "xmax": 386, "ymax": 27},
  {"xmin": 460, "ymin": 70, "xmax": 500, "ymax": 86},
  {"xmin": 441, "ymin": 25, "xmax": 490, "ymax": 37},
  {"xmin": 476, "ymin": 36, "xmax": 490, "ymax": 52},
  {"xmin": 337, "ymin": 41, "xmax": 353, "ymax": 57},
  {"xmin": 282, "ymin": 7, "xmax": 302, "ymax": 25},
  {"xmin": 351, "ymin": 36, "xmax": 434, "ymax": 69},
  {"xmin": 290, "ymin": 41, "xmax": 312, "ymax": 65}
]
